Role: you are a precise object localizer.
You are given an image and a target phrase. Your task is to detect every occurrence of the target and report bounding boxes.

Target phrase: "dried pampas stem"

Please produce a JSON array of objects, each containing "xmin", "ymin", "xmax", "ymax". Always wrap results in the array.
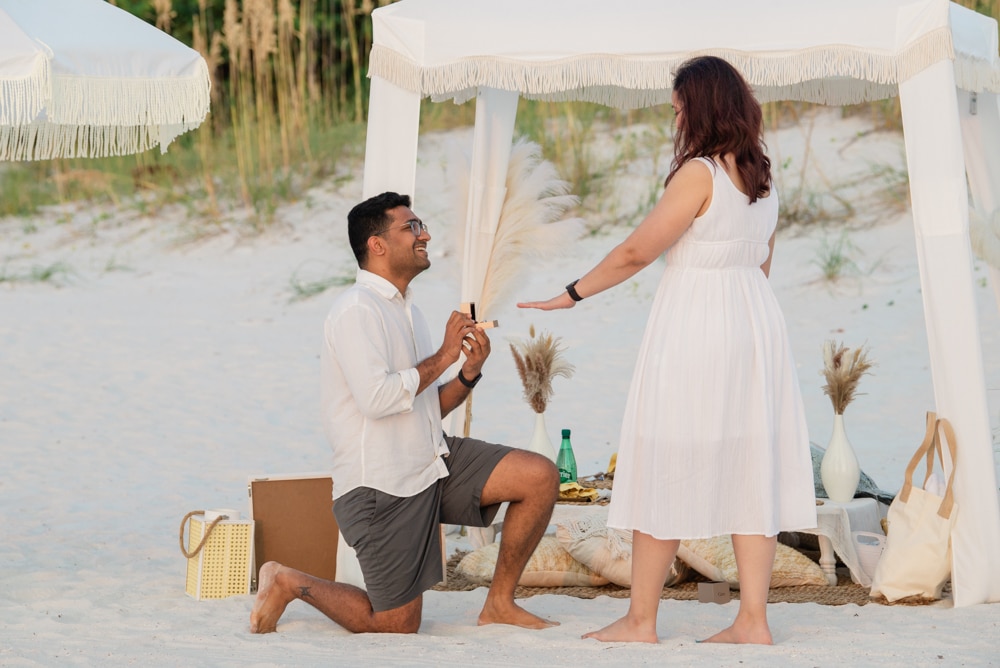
[
  {"xmin": 509, "ymin": 324, "xmax": 574, "ymax": 414},
  {"xmin": 820, "ymin": 340, "xmax": 875, "ymax": 415}
]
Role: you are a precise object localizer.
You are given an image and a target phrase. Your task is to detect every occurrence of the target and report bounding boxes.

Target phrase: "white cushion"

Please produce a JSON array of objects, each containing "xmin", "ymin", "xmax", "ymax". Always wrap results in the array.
[
  {"xmin": 555, "ymin": 513, "xmax": 688, "ymax": 587},
  {"xmin": 456, "ymin": 535, "xmax": 609, "ymax": 587}
]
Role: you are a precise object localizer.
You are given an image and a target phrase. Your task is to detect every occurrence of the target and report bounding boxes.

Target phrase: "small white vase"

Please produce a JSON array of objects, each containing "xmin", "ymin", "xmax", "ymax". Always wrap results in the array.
[
  {"xmin": 820, "ymin": 413, "xmax": 861, "ymax": 503},
  {"xmin": 528, "ymin": 412, "xmax": 557, "ymax": 462}
]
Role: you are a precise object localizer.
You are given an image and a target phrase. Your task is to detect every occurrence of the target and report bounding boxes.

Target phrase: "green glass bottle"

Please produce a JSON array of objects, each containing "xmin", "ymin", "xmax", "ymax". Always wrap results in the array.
[{"xmin": 556, "ymin": 428, "xmax": 577, "ymax": 484}]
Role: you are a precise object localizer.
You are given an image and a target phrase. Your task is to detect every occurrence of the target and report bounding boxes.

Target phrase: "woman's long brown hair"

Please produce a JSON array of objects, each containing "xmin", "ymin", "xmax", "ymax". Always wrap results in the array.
[{"xmin": 665, "ymin": 56, "xmax": 771, "ymax": 203}]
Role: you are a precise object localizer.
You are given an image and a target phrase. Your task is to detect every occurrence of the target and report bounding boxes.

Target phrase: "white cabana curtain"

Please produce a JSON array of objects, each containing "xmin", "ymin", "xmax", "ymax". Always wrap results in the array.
[{"xmin": 355, "ymin": 0, "xmax": 1000, "ymax": 606}]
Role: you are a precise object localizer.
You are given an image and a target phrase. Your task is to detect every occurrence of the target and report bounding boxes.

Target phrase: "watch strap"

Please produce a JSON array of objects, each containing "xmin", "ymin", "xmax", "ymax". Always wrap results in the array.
[
  {"xmin": 565, "ymin": 279, "xmax": 584, "ymax": 302},
  {"xmin": 458, "ymin": 369, "xmax": 482, "ymax": 388}
]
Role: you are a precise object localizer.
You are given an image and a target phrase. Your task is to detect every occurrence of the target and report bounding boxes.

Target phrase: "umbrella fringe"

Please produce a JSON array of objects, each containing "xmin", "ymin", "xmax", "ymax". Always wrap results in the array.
[
  {"xmin": 0, "ymin": 121, "xmax": 196, "ymax": 161},
  {"xmin": 0, "ymin": 53, "xmax": 50, "ymax": 125},
  {"xmin": 46, "ymin": 59, "xmax": 211, "ymax": 126},
  {"xmin": 370, "ymin": 26, "xmax": 1000, "ymax": 108}
]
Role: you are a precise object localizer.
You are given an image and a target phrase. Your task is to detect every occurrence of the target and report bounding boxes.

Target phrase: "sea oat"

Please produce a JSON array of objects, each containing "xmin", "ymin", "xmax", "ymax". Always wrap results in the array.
[
  {"xmin": 509, "ymin": 325, "xmax": 575, "ymax": 414},
  {"xmin": 821, "ymin": 340, "xmax": 875, "ymax": 415}
]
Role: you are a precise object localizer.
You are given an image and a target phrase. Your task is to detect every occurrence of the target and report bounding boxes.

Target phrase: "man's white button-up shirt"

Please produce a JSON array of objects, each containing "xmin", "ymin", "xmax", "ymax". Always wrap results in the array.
[{"xmin": 321, "ymin": 269, "xmax": 450, "ymax": 500}]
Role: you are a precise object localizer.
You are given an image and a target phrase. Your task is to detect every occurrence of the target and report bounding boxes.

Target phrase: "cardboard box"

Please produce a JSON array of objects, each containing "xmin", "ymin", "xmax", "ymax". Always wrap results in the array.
[
  {"xmin": 697, "ymin": 581, "xmax": 731, "ymax": 604},
  {"xmin": 248, "ymin": 474, "xmax": 339, "ymax": 589}
]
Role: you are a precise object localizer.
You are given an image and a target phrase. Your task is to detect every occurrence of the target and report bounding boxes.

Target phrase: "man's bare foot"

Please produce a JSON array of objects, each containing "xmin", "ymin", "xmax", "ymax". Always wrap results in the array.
[
  {"xmin": 478, "ymin": 600, "xmax": 558, "ymax": 629},
  {"xmin": 582, "ymin": 615, "xmax": 658, "ymax": 643},
  {"xmin": 250, "ymin": 562, "xmax": 295, "ymax": 634},
  {"xmin": 700, "ymin": 622, "xmax": 773, "ymax": 645}
]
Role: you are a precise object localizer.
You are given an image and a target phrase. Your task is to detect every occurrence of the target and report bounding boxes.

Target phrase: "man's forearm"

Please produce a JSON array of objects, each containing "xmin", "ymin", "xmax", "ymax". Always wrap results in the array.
[
  {"xmin": 414, "ymin": 349, "xmax": 455, "ymax": 397},
  {"xmin": 438, "ymin": 376, "xmax": 473, "ymax": 417}
]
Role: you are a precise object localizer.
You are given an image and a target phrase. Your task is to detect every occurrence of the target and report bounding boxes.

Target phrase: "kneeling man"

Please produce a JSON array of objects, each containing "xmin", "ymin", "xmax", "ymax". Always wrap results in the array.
[{"xmin": 251, "ymin": 192, "xmax": 560, "ymax": 634}]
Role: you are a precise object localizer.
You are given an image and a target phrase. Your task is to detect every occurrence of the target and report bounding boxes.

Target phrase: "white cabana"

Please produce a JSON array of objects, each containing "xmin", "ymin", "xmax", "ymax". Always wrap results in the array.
[{"xmin": 354, "ymin": 0, "xmax": 1000, "ymax": 607}]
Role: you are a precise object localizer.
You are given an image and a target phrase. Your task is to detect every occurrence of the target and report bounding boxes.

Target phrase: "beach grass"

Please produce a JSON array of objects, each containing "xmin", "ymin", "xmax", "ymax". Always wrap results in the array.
[{"xmin": 1, "ymin": 0, "xmax": 995, "ymax": 230}]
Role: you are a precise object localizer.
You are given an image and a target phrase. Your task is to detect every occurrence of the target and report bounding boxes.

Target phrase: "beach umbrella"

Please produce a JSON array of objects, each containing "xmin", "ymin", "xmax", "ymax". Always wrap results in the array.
[
  {"xmin": 0, "ymin": 0, "xmax": 210, "ymax": 161},
  {"xmin": 359, "ymin": 0, "xmax": 1000, "ymax": 607}
]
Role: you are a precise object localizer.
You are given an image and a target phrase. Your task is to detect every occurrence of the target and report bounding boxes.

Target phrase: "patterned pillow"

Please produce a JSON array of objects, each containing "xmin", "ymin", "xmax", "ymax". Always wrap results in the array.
[
  {"xmin": 456, "ymin": 536, "xmax": 609, "ymax": 587},
  {"xmin": 555, "ymin": 514, "xmax": 689, "ymax": 587},
  {"xmin": 678, "ymin": 535, "xmax": 828, "ymax": 588}
]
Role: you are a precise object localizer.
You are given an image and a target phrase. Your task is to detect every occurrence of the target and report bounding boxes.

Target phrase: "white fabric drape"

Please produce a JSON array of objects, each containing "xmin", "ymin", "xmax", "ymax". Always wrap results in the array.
[
  {"xmin": 362, "ymin": 77, "xmax": 421, "ymax": 201},
  {"xmin": 956, "ymin": 88, "xmax": 1000, "ymax": 605},
  {"xmin": 960, "ymin": 89, "xmax": 1000, "ymax": 314},
  {"xmin": 899, "ymin": 60, "xmax": 1000, "ymax": 606},
  {"xmin": 460, "ymin": 88, "xmax": 519, "ymax": 308}
]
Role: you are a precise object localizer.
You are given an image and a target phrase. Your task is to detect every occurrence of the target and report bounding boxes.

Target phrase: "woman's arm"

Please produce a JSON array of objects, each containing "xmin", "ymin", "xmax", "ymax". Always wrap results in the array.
[{"xmin": 518, "ymin": 160, "xmax": 712, "ymax": 310}]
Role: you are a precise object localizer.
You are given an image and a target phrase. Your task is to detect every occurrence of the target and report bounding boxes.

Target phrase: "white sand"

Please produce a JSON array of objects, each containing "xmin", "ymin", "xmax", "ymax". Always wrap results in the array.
[{"xmin": 2, "ymin": 108, "xmax": 1000, "ymax": 666}]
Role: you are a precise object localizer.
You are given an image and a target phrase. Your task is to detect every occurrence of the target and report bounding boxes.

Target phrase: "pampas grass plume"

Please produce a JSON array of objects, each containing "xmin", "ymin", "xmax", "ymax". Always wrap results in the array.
[
  {"xmin": 509, "ymin": 324, "xmax": 574, "ymax": 414},
  {"xmin": 821, "ymin": 340, "xmax": 875, "ymax": 415}
]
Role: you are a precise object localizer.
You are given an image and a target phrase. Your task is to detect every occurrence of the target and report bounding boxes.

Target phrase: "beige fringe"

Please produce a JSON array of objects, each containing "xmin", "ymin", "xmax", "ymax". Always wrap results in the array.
[
  {"xmin": 0, "ymin": 54, "xmax": 50, "ymax": 125},
  {"xmin": 0, "ymin": 58, "xmax": 211, "ymax": 161},
  {"xmin": 370, "ymin": 26, "xmax": 993, "ymax": 108},
  {"xmin": 0, "ymin": 121, "xmax": 195, "ymax": 161},
  {"xmin": 47, "ymin": 58, "xmax": 211, "ymax": 125},
  {"xmin": 954, "ymin": 55, "xmax": 1000, "ymax": 94}
]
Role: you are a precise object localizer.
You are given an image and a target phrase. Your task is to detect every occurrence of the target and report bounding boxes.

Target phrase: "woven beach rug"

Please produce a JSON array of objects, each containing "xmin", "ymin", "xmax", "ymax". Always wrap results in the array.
[{"xmin": 433, "ymin": 551, "xmax": 874, "ymax": 607}]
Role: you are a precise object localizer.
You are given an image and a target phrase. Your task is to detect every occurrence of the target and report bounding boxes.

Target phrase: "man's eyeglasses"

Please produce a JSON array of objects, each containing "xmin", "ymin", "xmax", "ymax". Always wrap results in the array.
[{"xmin": 379, "ymin": 219, "xmax": 429, "ymax": 237}]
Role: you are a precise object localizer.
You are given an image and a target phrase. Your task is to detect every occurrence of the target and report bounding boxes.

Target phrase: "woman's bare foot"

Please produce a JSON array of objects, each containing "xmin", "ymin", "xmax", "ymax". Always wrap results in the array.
[
  {"xmin": 250, "ymin": 562, "xmax": 295, "ymax": 634},
  {"xmin": 700, "ymin": 621, "xmax": 773, "ymax": 645},
  {"xmin": 478, "ymin": 600, "xmax": 558, "ymax": 629},
  {"xmin": 582, "ymin": 615, "xmax": 658, "ymax": 643}
]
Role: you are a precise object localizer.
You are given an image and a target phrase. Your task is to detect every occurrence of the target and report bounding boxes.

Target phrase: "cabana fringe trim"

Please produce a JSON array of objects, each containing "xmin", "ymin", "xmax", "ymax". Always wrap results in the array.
[
  {"xmin": 0, "ymin": 55, "xmax": 50, "ymax": 125},
  {"xmin": 371, "ymin": 27, "xmax": 998, "ymax": 108},
  {"xmin": 954, "ymin": 54, "xmax": 1000, "ymax": 94}
]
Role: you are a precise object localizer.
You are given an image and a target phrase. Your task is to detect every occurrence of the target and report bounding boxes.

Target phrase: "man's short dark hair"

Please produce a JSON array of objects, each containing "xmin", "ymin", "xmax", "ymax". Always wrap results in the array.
[{"xmin": 348, "ymin": 192, "xmax": 412, "ymax": 267}]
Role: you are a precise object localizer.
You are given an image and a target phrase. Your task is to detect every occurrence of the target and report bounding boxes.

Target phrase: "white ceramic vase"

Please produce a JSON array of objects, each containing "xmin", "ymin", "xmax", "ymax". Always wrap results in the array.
[
  {"xmin": 820, "ymin": 413, "xmax": 861, "ymax": 503},
  {"xmin": 528, "ymin": 411, "xmax": 557, "ymax": 462}
]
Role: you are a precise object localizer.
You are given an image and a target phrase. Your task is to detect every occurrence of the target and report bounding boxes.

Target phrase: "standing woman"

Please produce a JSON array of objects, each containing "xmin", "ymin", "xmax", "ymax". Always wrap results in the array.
[{"xmin": 518, "ymin": 56, "xmax": 816, "ymax": 645}]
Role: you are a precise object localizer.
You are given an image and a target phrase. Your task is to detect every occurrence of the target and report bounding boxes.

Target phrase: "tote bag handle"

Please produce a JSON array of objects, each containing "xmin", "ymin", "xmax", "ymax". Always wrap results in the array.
[
  {"xmin": 933, "ymin": 418, "xmax": 958, "ymax": 520},
  {"xmin": 899, "ymin": 411, "xmax": 937, "ymax": 503}
]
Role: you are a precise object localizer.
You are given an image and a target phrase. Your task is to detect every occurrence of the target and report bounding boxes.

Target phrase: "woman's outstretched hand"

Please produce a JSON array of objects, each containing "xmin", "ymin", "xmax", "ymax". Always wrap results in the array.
[{"xmin": 517, "ymin": 292, "xmax": 577, "ymax": 311}]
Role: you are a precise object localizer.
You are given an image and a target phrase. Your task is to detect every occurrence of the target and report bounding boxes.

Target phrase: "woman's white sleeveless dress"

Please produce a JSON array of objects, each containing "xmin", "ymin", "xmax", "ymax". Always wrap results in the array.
[{"xmin": 606, "ymin": 157, "xmax": 817, "ymax": 539}]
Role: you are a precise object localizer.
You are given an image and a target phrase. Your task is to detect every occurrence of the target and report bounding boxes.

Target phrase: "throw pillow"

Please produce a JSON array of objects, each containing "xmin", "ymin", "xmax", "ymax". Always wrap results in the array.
[
  {"xmin": 678, "ymin": 535, "xmax": 828, "ymax": 588},
  {"xmin": 456, "ymin": 535, "xmax": 609, "ymax": 587},
  {"xmin": 555, "ymin": 513, "xmax": 689, "ymax": 587}
]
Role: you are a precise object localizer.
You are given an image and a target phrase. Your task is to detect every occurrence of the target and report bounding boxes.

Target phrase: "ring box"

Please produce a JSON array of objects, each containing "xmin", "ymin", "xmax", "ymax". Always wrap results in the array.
[{"xmin": 697, "ymin": 581, "xmax": 731, "ymax": 604}]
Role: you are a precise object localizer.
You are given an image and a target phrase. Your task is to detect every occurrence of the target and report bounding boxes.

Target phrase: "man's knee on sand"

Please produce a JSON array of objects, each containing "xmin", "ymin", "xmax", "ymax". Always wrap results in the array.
[{"xmin": 371, "ymin": 595, "xmax": 423, "ymax": 634}]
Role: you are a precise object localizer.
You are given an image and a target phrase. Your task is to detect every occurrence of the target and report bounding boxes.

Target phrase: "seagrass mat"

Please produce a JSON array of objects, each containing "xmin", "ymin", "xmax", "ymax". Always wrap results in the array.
[{"xmin": 433, "ymin": 551, "xmax": 875, "ymax": 606}]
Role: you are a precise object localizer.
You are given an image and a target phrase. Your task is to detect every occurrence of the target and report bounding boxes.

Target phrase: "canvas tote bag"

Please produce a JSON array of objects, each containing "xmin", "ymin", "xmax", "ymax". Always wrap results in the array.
[{"xmin": 870, "ymin": 412, "xmax": 959, "ymax": 602}]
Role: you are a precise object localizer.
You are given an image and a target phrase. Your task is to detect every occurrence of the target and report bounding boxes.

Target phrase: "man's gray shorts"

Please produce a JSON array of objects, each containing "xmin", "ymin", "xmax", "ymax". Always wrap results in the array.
[{"xmin": 333, "ymin": 435, "xmax": 512, "ymax": 612}]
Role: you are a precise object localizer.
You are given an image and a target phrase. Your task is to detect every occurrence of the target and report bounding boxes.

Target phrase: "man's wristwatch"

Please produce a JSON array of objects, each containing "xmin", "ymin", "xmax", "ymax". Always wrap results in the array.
[
  {"xmin": 565, "ymin": 279, "xmax": 584, "ymax": 302},
  {"xmin": 458, "ymin": 369, "xmax": 483, "ymax": 388}
]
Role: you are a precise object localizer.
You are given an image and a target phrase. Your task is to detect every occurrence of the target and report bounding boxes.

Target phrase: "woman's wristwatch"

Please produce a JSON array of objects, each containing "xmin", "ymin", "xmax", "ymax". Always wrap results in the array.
[{"xmin": 565, "ymin": 279, "xmax": 584, "ymax": 302}]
